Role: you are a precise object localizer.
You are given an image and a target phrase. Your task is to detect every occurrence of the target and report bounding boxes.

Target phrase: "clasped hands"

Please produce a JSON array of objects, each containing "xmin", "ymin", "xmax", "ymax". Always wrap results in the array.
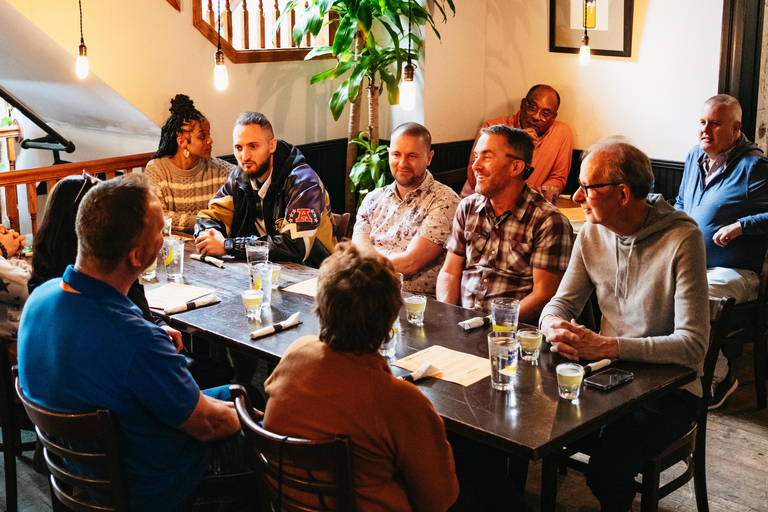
[
  {"xmin": 195, "ymin": 228, "xmax": 226, "ymax": 256},
  {"xmin": 0, "ymin": 225, "xmax": 25, "ymax": 258},
  {"xmin": 540, "ymin": 315, "xmax": 619, "ymax": 361}
]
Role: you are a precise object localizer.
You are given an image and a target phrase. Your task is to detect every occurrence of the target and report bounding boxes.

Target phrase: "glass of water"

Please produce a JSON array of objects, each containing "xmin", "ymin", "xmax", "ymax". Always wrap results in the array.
[
  {"xmin": 163, "ymin": 236, "xmax": 184, "ymax": 281},
  {"xmin": 488, "ymin": 331, "xmax": 518, "ymax": 391}
]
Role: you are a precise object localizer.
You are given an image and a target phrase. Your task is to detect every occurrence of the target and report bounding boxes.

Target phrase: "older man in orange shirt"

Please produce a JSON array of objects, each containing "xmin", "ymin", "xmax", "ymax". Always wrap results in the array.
[{"xmin": 462, "ymin": 84, "xmax": 573, "ymax": 197}]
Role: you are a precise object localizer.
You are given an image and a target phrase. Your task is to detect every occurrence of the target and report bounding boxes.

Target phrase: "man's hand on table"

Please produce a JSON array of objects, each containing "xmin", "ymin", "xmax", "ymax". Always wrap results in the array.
[
  {"xmin": 161, "ymin": 325, "xmax": 184, "ymax": 353},
  {"xmin": 195, "ymin": 229, "xmax": 226, "ymax": 256},
  {"xmin": 540, "ymin": 315, "xmax": 619, "ymax": 361}
]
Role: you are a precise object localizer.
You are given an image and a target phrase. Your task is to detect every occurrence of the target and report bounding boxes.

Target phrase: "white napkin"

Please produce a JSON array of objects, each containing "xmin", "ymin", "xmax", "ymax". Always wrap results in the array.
[
  {"xmin": 458, "ymin": 315, "xmax": 491, "ymax": 330},
  {"xmin": 164, "ymin": 293, "xmax": 221, "ymax": 315},
  {"xmin": 250, "ymin": 312, "xmax": 300, "ymax": 339},
  {"xmin": 191, "ymin": 253, "xmax": 225, "ymax": 268}
]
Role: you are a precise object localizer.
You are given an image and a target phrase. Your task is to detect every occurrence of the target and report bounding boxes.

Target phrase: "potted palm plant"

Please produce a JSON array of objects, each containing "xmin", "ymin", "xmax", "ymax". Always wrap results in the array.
[{"xmin": 277, "ymin": 0, "xmax": 455, "ymax": 214}]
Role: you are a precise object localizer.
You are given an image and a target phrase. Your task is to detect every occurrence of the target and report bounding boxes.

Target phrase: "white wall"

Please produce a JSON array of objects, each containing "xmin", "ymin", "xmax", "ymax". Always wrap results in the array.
[
  {"xmin": 423, "ymin": 0, "xmax": 724, "ymax": 161},
  {"xmin": 5, "ymin": 0, "xmax": 349, "ymax": 157},
  {"xmin": 7, "ymin": 0, "xmax": 725, "ymax": 163}
]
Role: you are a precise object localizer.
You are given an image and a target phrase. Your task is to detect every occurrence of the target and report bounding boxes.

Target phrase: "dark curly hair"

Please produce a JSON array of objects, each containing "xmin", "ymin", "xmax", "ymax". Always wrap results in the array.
[{"xmin": 153, "ymin": 94, "xmax": 206, "ymax": 159}]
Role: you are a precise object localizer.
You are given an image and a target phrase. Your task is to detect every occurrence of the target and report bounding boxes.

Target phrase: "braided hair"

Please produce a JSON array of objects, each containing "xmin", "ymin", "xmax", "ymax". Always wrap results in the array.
[{"xmin": 153, "ymin": 94, "xmax": 206, "ymax": 159}]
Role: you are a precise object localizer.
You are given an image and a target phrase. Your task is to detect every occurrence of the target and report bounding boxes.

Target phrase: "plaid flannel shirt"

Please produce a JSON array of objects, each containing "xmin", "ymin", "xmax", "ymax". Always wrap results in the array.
[{"xmin": 445, "ymin": 186, "xmax": 573, "ymax": 312}]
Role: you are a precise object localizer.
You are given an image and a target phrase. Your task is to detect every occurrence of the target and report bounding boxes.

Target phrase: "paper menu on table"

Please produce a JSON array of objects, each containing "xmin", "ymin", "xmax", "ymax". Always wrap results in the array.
[
  {"xmin": 146, "ymin": 283, "xmax": 215, "ymax": 311},
  {"xmin": 393, "ymin": 345, "xmax": 491, "ymax": 387},
  {"xmin": 281, "ymin": 277, "xmax": 318, "ymax": 297}
]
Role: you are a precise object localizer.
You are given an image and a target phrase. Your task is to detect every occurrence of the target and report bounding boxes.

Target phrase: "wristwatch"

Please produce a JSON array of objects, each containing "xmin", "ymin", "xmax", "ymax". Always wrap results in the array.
[{"xmin": 224, "ymin": 238, "xmax": 234, "ymax": 255}]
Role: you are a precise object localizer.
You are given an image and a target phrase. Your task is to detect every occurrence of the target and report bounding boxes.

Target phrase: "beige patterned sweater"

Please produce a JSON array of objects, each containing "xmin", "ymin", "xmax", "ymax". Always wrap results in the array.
[{"xmin": 144, "ymin": 157, "xmax": 234, "ymax": 234}]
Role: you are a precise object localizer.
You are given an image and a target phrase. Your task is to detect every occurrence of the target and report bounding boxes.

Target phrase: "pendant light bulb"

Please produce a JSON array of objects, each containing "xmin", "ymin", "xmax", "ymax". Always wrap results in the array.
[
  {"xmin": 214, "ymin": 49, "xmax": 228, "ymax": 90},
  {"xmin": 400, "ymin": 63, "xmax": 416, "ymax": 111},
  {"xmin": 579, "ymin": 34, "xmax": 591, "ymax": 65},
  {"xmin": 76, "ymin": 0, "xmax": 88, "ymax": 79},
  {"xmin": 76, "ymin": 42, "xmax": 89, "ymax": 79}
]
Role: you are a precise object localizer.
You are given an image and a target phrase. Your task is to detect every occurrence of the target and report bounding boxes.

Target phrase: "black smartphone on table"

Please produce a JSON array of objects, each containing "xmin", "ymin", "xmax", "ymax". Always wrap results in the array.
[{"xmin": 583, "ymin": 368, "xmax": 634, "ymax": 391}]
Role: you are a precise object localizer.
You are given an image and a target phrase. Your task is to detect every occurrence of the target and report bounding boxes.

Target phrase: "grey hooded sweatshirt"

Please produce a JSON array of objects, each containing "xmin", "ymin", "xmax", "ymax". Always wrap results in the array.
[{"xmin": 541, "ymin": 195, "xmax": 710, "ymax": 396}]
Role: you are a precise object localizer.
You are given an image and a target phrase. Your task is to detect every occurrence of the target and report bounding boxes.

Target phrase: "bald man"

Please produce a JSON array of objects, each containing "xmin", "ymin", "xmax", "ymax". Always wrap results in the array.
[
  {"xmin": 461, "ymin": 84, "xmax": 573, "ymax": 197},
  {"xmin": 675, "ymin": 94, "xmax": 768, "ymax": 408}
]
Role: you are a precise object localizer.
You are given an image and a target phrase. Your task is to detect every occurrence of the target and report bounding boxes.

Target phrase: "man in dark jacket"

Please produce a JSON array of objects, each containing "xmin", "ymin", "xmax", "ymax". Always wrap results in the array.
[
  {"xmin": 675, "ymin": 94, "xmax": 768, "ymax": 408},
  {"xmin": 195, "ymin": 112, "xmax": 337, "ymax": 267}
]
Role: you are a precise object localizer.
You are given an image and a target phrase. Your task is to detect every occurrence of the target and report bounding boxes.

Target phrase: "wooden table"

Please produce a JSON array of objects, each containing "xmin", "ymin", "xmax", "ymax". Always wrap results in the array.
[
  {"xmin": 148, "ymin": 244, "xmax": 696, "ymax": 511},
  {"xmin": 557, "ymin": 196, "xmax": 586, "ymax": 232}
]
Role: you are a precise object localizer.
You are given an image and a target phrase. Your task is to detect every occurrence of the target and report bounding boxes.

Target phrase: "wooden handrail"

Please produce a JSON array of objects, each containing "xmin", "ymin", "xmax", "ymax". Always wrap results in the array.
[
  {"xmin": 0, "ymin": 152, "xmax": 153, "ymax": 234},
  {"xmin": 191, "ymin": 0, "xmax": 335, "ymax": 64},
  {"xmin": 0, "ymin": 153, "xmax": 153, "ymax": 187}
]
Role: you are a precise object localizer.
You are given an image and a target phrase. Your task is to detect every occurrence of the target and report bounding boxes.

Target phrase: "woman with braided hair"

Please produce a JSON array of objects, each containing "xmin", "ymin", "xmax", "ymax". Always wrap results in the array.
[{"xmin": 145, "ymin": 94, "xmax": 234, "ymax": 233}]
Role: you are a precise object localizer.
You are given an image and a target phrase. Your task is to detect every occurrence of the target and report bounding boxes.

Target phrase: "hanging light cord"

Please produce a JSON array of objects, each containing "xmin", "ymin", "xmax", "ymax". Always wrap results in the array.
[
  {"xmin": 407, "ymin": 0, "xmax": 412, "ymax": 63},
  {"xmin": 79, "ymin": 0, "xmax": 85, "ymax": 45},
  {"xmin": 217, "ymin": 0, "xmax": 222, "ymax": 50},
  {"xmin": 583, "ymin": 1, "xmax": 588, "ymax": 38}
]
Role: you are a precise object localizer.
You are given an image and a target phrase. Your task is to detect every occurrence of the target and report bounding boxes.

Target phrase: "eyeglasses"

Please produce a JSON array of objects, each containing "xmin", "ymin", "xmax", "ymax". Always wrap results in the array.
[
  {"xmin": 577, "ymin": 181, "xmax": 622, "ymax": 197},
  {"xmin": 474, "ymin": 211, "xmax": 512, "ymax": 256},
  {"xmin": 73, "ymin": 171, "xmax": 99, "ymax": 204},
  {"xmin": 523, "ymin": 99, "xmax": 556, "ymax": 120}
]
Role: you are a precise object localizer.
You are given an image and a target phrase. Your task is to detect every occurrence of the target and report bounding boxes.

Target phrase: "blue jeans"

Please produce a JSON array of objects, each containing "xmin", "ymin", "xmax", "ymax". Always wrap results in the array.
[
  {"xmin": 584, "ymin": 390, "xmax": 699, "ymax": 512},
  {"xmin": 183, "ymin": 386, "xmax": 259, "ymax": 512}
]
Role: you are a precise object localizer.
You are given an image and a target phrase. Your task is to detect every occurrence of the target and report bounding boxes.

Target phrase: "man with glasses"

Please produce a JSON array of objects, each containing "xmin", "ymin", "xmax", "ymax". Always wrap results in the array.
[
  {"xmin": 437, "ymin": 125, "xmax": 573, "ymax": 322},
  {"xmin": 540, "ymin": 140, "xmax": 709, "ymax": 512},
  {"xmin": 675, "ymin": 94, "xmax": 768, "ymax": 409},
  {"xmin": 461, "ymin": 84, "xmax": 573, "ymax": 197}
]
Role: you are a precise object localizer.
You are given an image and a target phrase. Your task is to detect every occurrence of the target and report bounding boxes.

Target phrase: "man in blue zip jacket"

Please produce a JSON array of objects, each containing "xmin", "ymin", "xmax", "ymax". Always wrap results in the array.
[{"xmin": 675, "ymin": 94, "xmax": 768, "ymax": 409}]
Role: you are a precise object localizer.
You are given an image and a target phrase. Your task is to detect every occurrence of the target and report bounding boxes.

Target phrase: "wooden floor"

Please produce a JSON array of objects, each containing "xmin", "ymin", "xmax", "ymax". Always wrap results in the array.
[{"xmin": 2, "ymin": 346, "xmax": 767, "ymax": 512}]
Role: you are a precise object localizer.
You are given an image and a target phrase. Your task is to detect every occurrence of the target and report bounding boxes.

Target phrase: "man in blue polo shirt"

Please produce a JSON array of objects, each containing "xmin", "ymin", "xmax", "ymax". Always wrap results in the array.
[
  {"xmin": 18, "ymin": 174, "xmax": 253, "ymax": 511},
  {"xmin": 675, "ymin": 94, "xmax": 768, "ymax": 409}
]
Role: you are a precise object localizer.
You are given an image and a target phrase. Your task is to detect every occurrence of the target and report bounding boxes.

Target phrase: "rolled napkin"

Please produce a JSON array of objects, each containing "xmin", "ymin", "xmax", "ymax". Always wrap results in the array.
[
  {"xmin": 458, "ymin": 315, "xmax": 492, "ymax": 331},
  {"xmin": 191, "ymin": 253, "xmax": 224, "ymax": 268},
  {"xmin": 250, "ymin": 312, "xmax": 301, "ymax": 339},
  {"xmin": 164, "ymin": 293, "xmax": 221, "ymax": 315},
  {"xmin": 401, "ymin": 362, "xmax": 442, "ymax": 383}
]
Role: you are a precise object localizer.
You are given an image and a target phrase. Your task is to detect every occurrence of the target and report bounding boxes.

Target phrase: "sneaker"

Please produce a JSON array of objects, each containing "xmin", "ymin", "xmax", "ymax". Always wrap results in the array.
[{"xmin": 709, "ymin": 371, "xmax": 738, "ymax": 410}]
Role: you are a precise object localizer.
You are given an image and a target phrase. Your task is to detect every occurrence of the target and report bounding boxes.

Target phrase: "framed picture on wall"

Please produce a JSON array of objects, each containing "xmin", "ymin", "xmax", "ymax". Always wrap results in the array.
[{"xmin": 549, "ymin": 0, "xmax": 634, "ymax": 57}]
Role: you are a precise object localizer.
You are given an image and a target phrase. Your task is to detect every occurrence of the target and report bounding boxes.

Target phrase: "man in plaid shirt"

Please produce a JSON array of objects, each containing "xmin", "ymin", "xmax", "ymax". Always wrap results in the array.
[{"xmin": 437, "ymin": 125, "xmax": 573, "ymax": 323}]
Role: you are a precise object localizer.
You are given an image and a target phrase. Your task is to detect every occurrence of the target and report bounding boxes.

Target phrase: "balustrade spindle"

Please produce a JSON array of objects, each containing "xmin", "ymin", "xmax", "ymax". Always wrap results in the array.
[
  {"xmin": 242, "ymin": 0, "xmax": 250, "ymax": 49},
  {"xmin": 225, "ymin": 0, "xmax": 233, "ymax": 44},
  {"xmin": 304, "ymin": 1, "xmax": 311, "ymax": 46},
  {"xmin": 207, "ymin": 0, "xmax": 215, "ymax": 27},
  {"xmin": 258, "ymin": 0, "xmax": 266, "ymax": 49}
]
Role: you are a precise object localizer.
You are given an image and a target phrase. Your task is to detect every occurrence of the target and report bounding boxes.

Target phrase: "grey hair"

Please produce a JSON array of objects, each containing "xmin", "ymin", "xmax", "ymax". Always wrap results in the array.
[
  {"xmin": 704, "ymin": 94, "xmax": 742, "ymax": 122},
  {"xmin": 582, "ymin": 138, "xmax": 654, "ymax": 199}
]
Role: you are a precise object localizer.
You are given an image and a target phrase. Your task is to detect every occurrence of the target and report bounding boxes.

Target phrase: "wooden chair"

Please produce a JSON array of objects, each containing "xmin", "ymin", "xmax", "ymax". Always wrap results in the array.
[
  {"xmin": 231, "ymin": 384, "xmax": 355, "ymax": 512},
  {"xmin": 14, "ymin": 375, "xmax": 130, "ymax": 512},
  {"xmin": 550, "ymin": 296, "xmax": 735, "ymax": 512},
  {"xmin": 331, "ymin": 212, "xmax": 351, "ymax": 240},
  {"xmin": 0, "ymin": 338, "xmax": 36, "ymax": 512},
  {"xmin": 719, "ymin": 248, "xmax": 768, "ymax": 409}
]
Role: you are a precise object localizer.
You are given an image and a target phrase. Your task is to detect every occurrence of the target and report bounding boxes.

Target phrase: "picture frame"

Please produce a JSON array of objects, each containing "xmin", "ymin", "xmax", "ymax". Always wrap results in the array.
[{"xmin": 549, "ymin": 0, "xmax": 634, "ymax": 58}]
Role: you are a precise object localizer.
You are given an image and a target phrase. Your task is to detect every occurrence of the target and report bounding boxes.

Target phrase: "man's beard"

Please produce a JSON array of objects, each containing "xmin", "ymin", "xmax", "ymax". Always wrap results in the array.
[{"xmin": 243, "ymin": 158, "xmax": 271, "ymax": 181}]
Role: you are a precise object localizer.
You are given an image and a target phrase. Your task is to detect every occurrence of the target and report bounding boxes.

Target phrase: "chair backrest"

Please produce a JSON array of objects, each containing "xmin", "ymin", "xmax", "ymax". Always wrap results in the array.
[
  {"xmin": 755, "ymin": 247, "xmax": 768, "ymax": 327},
  {"xmin": 331, "ymin": 212, "xmax": 351, "ymax": 240},
  {"xmin": 231, "ymin": 384, "xmax": 355, "ymax": 512},
  {"xmin": 14, "ymin": 377, "xmax": 130, "ymax": 512}
]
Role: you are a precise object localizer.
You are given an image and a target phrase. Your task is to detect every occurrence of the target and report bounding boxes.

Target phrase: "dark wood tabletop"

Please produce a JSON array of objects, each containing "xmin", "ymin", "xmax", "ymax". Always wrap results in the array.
[{"xmin": 146, "ymin": 242, "xmax": 696, "ymax": 462}]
